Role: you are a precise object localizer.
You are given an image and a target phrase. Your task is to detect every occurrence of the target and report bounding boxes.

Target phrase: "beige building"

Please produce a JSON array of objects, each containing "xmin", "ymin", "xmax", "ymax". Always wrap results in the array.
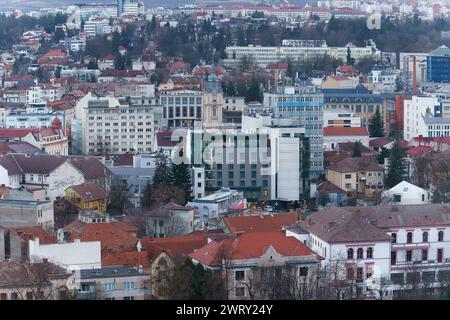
[
  {"xmin": 190, "ymin": 231, "xmax": 323, "ymax": 300},
  {"xmin": 326, "ymin": 157, "xmax": 384, "ymax": 196},
  {"xmin": 71, "ymin": 92, "xmax": 163, "ymax": 155},
  {"xmin": 77, "ymin": 266, "xmax": 150, "ymax": 300},
  {"xmin": 203, "ymin": 70, "xmax": 223, "ymax": 127}
]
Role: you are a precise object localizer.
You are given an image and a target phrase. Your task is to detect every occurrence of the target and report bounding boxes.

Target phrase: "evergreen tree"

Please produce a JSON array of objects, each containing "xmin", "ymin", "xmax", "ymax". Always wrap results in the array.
[
  {"xmin": 369, "ymin": 108, "xmax": 385, "ymax": 137},
  {"xmin": 152, "ymin": 152, "xmax": 171, "ymax": 187},
  {"xmin": 377, "ymin": 147, "xmax": 390, "ymax": 164},
  {"xmin": 114, "ymin": 54, "xmax": 126, "ymax": 70},
  {"xmin": 352, "ymin": 141, "xmax": 362, "ymax": 157},
  {"xmin": 246, "ymin": 79, "xmax": 262, "ymax": 103},
  {"xmin": 170, "ymin": 162, "xmax": 193, "ymax": 203},
  {"xmin": 87, "ymin": 60, "xmax": 98, "ymax": 70},
  {"xmin": 346, "ymin": 47, "xmax": 355, "ymax": 65},
  {"xmin": 385, "ymin": 141, "xmax": 407, "ymax": 188}
]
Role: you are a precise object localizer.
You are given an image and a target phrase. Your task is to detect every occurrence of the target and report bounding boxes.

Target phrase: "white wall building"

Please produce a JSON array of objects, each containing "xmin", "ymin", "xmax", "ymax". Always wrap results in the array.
[
  {"xmin": 72, "ymin": 92, "xmax": 163, "ymax": 155},
  {"xmin": 187, "ymin": 188, "xmax": 245, "ymax": 222},
  {"xmin": 28, "ymin": 238, "xmax": 101, "ymax": 271},
  {"xmin": 323, "ymin": 108, "xmax": 361, "ymax": 127},
  {"xmin": 403, "ymin": 96, "xmax": 443, "ymax": 141},
  {"xmin": 382, "ymin": 181, "xmax": 431, "ymax": 205}
]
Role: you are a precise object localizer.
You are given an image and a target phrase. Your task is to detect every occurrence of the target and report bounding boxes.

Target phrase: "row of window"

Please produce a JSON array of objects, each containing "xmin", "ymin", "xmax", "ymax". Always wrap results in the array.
[
  {"xmin": 391, "ymin": 248, "xmax": 444, "ymax": 264},
  {"xmin": 392, "ymin": 231, "xmax": 444, "ymax": 244},
  {"xmin": 347, "ymin": 247, "xmax": 373, "ymax": 260}
]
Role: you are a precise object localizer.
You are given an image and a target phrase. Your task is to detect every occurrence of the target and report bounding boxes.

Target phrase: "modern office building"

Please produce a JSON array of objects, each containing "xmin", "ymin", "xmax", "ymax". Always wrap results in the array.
[
  {"xmin": 263, "ymin": 77, "xmax": 324, "ymax": 178},
  {"xmin": 427, "ymin": 45, "xmax": 450, "ymax": 83},
  {"xmin": 159, "ymin": 90, "xmax": 203, "ymax": 128}
]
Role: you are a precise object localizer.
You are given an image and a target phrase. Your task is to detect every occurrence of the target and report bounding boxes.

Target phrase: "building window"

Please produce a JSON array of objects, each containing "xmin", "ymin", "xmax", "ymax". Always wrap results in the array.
[
  {"xmin": 347, "ymin": 268, "xmax": 354, "ymax": 280},
  {"xmin": 357, "ymin": 248, "xmax": 363, "ymax": 259},
  {"xmin": 347, "ymin": 248, "xmax": 354, "ymax": 259},
  {"xmin": 356, "ymin": 267, "xmax": 363, "ymax": 282},
  {"xmin": 299, "ymin": 267, "xmax": 308, "ymax": 277},
  {"xmin": 391, "ymin": 233, "xmax": 396, "ymax": 243},
  {"xmin": 235, "ymin": 270, "xmax": 245, "ymax": 281},
  {"xmin": 391, "ymin": 251, "xmax": 396, "ymax": 265},
  {"xmin": 422, "ymin": 249, "xmax": 428, "ymax": 261},
  {"xmin": 438, "ymin": 248, "xmax": 444, "ymax": 263},
  {"xmin": 123, "ymin": 282, "xmax": 134, "ymax": 290},
  {"xmin": 439, "ymin": 231, "xmax": 444, "ymax": 242},
  {"xmin": 406, "ymin": 250, "xmax": 412, "ymax": 262},
  {"xmin": 407, "ymin": 232, "xmax": 413, "ymax": 244},
  {"xmin": 366, "ymin": 247, "xmax": 373, "ymax": 259},
  {"xmin": 422, "ymin": 231, "xmax": 428, "ymax": 243}
]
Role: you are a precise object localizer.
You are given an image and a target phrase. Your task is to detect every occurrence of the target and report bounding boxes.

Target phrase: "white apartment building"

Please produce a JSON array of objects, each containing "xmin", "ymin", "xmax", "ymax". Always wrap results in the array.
[
  {"xmin": 6, "ymin": 112, "xmax": 65, "ymax": 129},
  {"xmin": 26, "ymin": 86, "xmax": 60, "ymax": 106},
  {"xmin": 72, "ymin": 92, "xmax": 163, "ymax": 155},
  {"xmin": 323, "ymin": 108, "xmax": 361, "ymax": 127},
  {"xmin": 223, "ymin": 42, "xmax": 379, "ymax": 68},
  {"xmin": 69, "ymin": 37, "xmax": 87, "ymax": 52},
  {"xmin": 403, "ymin": 96, "xmax": 443, "ymax": 140}
]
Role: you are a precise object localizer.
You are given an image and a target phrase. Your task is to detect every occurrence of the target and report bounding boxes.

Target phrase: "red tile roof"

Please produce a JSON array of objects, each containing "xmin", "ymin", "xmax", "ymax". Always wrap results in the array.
[
  {"xmin": 189, "ymin": 231, "xmax": 323, "ymax": 266},
  {"xmin": 407, "ymin": 145, "xmax": 433, "ymax": 157},
  {"xmin": 369, "ymin": 137, "xmax": 392, "ymax": 149},
  {"xmin": 328, "ymin": 157, "xmax": 383, "ymax": 173},
  {"xmin": 224, "ymin": 212, "xmax": 298, "ymax": 235},
  {"xmin": 102, "ymin": 250, "xmax": 150, "ymax": 268},
  {"xmin": 64, "ymin": 220, "xmax": 139, "ymax": 252},
  {"xmin": 156, "ymin": 129, "xmax": 178, "ymax": 147},
  {"xmin": 324, "ymin": 127, "xmax": 369, "ymax": 136},
  {"xmin": 317, "ymin": 181, "xmax": 346, "ymax": 193},
  {"xmin": 141, "ymin": 235, "xmax": 208, "ymax": 261},
  {"xmin": 8, "ymin": 226, "xmax": 57, "ymax": 244}
]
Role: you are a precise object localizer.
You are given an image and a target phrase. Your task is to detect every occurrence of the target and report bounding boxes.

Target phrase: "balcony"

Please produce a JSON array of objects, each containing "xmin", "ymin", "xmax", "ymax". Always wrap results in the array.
[
  {"xmin": 391, "ymin": 258, "xmax": 450, "ymax": 270},
  {"xmin": 392, "ymin": 242, "xmax": 430, "ymax": 250}
]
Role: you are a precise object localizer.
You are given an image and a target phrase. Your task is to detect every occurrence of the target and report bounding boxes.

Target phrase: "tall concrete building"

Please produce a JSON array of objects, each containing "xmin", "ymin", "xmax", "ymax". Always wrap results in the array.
[
  {"xmin": 71, "ymin": 92, "xmax": 163, "ymax": 155},
  {"xmin": 186, "ymin": 116, "xmax": 311, "ymax": 203},
  {"xmin": 263, "ymin": 76, "xmax": 324, "ymax": 178}
]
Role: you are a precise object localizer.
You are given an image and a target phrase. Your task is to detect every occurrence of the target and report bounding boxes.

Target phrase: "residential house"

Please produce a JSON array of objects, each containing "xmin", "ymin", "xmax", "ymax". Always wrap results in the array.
[
  {"xmin": 315, "ymin": 180, "xmax": 348, "ymax": 207},
  {"xmin": 326, "ymin": 157, "xmax": 384, "ymax": 196},
  {"xmin": 323, "ymin": 126, "xmax": 369, "ymax": 151},
  {"xmin": 0, "ymin": 260, "xmax": 74, "ymax": 300},
  {"xmin": 382, "ymin": 181, "xmax": 431, "ymax": 205},
  {"xmin": 65, "ymin": 183, "xmax": 107, "ymax": 213},
  {"xmin": 189, "ymin": 231, "xmax": 323, "ymax": 300}
]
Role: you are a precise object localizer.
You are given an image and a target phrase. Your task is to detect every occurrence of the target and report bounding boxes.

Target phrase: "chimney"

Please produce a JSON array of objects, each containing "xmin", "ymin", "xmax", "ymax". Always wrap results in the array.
[{"xmin": 355, "ymin": 209, "xmax": 362, "ymax": 218}]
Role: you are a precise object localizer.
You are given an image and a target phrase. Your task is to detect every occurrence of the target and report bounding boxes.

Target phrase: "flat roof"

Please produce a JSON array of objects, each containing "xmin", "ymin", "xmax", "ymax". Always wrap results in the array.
[
  {"xmin": 80, "ymin": 266, "xmax": 145, "ymax": 279},
  {"xmin": 0, "ymin": 199, "xmax": 51, "ymax": 206}
]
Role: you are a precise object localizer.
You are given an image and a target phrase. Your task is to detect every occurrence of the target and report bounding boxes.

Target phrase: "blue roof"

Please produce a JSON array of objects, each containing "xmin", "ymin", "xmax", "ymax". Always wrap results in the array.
[{"xmin": 321, "ymin": 84, "xmax": 371, "ymax": 95}]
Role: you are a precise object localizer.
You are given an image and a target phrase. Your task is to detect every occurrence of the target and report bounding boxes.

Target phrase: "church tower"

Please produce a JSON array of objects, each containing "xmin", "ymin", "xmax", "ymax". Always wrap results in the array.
[{"xmin": 203, "ymin": 66, "xmax": 223, "ymax": 127}]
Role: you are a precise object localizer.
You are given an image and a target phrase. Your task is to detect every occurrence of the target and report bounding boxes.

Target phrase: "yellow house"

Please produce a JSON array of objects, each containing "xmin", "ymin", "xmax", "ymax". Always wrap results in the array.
[
  {"xmin": 65, "ymin": 183, "xmax": 107, "ymax": 213},
  {"xmin": 326, "ymin": 157, "xmax": 384, "ymax": 196}
]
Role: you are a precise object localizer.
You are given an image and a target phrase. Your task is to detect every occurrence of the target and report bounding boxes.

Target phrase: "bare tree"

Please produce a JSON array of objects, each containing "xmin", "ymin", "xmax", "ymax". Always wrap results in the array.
[
  {"xmin": 0, "ymin": 259, "xmax": 75, "ymax": 300},
  {"xmin": 144, "ymin": 208, "xmax": 190, "ymax": 238}
]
